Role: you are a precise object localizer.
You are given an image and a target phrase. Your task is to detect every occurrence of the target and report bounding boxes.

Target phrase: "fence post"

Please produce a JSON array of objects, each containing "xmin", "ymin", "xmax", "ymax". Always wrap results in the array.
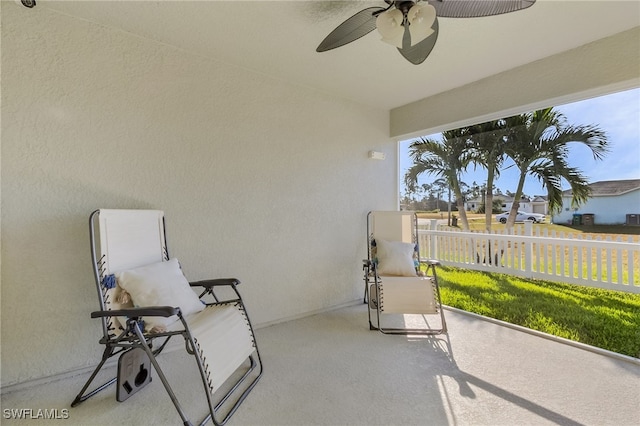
[
  {"xmin": 524, "ymin": 220, "xmax": 533, "ymax": 276},
  {"xmin": 430, "ymin": 219, "xmax": 438, "ymax": 260}
]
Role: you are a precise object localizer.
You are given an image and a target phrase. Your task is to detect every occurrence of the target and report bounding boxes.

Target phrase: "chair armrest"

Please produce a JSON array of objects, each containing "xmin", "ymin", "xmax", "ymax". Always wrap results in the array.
[
  {"xmin": 189, "ymin": 278, "xmax": 240, "ymax": 288},
  {"xmin": 419, "ymin": 259, "xmax": 441, "ymax": 266},
  {"xmin": 91, "ymin": 306, "xmax": 179, "ymax": 319}
]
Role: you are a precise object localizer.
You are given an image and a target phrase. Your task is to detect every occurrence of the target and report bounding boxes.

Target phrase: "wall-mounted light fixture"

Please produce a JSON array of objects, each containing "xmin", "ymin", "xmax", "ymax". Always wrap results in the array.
[{"xmin": 368, "ymin": 151, "xmax": 386, "ymax": 160}]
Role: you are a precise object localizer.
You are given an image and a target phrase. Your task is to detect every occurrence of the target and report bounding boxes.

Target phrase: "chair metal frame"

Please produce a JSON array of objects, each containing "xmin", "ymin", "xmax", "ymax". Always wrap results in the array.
[
  {"xmin": 363, "ymin": 211, "xmax": 447, "ymax": 335},
  {"xmin": 71, "ymin": 209, "xmax": 262, "ymax": 426}
]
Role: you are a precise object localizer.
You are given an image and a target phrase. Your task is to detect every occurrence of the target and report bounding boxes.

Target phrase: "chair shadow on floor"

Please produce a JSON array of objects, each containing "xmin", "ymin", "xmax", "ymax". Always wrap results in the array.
[{"xmin": 401, "ymin": 312, "xmax": 583, "ymax": 426}]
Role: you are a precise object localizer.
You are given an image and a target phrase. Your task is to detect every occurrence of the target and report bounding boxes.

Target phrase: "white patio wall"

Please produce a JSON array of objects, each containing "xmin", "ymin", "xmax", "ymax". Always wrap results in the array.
[{"xmin": 1, "ymin": 4, "xmax": 395, "ymax": 386}]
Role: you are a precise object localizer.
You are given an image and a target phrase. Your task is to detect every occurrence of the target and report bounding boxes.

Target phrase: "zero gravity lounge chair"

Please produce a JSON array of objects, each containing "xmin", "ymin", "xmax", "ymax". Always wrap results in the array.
[
  {"xmin": 71, "ymin": 209, "xmax": 262, "ymax": 426},
  {"xmin": 363, "ymin": 211, "xmax": 447, "ymax": 335}
]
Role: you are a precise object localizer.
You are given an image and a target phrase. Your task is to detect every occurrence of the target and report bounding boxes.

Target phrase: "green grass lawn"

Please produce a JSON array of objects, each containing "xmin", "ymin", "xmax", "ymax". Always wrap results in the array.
[
  {"xmin": 417, "ymin": 211, "xmax": 640, "ymax": 239},
  {"xmin": 466, "ymin": 221, "xmax": 640, "ymax": 240},
  {"xmin": 436, "ymin": 266, "xmax": 640, "ymax": 358}
]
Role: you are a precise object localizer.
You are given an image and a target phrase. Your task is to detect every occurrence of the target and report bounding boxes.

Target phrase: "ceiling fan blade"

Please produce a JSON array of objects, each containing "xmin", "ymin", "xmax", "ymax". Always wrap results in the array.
[
  {"xmin": 397, "ymin": 16, "xmax": 439, "ymax": 65},
  {"xmin": 427, "ymin": 0, "xmax": 535, "ymax": 18},
  {"xmin": 316, "ymin": 7, "xmax": 385, "ymax": 52}
]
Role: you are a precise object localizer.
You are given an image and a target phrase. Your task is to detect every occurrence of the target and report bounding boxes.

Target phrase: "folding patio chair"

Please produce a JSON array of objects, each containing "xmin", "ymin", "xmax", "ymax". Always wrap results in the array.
[
  {"xmin": 363, "ymin": 211, "xmax": 447, "ymax": 335},
  {"xmin": 71, "ymin": 209, "xmax": 262, "ymax": 426}
]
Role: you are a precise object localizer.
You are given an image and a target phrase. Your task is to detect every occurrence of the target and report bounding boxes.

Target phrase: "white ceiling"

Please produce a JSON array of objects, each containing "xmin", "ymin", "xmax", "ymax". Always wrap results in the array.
[{"xmin": 38, "ymin": 0, "xmax": 640, "ymax": 110}]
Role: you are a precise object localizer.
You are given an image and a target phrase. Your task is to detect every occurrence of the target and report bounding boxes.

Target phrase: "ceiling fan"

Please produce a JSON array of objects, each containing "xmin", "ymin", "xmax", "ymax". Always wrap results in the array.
[{"xmin": 316, "ymin": 0, "xmax": 536, "ymax": 65}]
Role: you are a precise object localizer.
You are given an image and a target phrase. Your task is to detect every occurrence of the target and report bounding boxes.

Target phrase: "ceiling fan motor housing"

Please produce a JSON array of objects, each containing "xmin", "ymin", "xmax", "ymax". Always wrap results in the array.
[{"xmin": 395, "ymin": 1, "xmax": 418, "ymax": 19}]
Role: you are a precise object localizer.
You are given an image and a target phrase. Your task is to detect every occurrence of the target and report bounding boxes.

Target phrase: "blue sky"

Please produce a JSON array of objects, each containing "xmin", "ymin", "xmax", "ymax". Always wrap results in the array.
[{"xmin": 399, "ymin": 87, "xmax": 640, "ymax": 199}]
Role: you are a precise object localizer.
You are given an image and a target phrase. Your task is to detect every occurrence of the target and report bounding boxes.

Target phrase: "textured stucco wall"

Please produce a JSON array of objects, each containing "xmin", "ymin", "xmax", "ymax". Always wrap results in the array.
[{"xmin": 1, "ymin": 4, "xmax": 395, "ymax": 386}]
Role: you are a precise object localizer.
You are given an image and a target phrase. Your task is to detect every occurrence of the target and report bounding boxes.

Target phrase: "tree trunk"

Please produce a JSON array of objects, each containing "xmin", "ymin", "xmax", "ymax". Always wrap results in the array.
[
  {"xmin": 506, "ymin": 170, "xmax": 528, "ymax": 229},
  {"xmin": 456, "ymin": 197, "xmax": 469, "ymax": 230},
  {"xmin": 450, "ymin": 179, "xmax": 469, "ymax": 230},
  {"xmin": 485, "ymin": 168, "xmax": 496, "ymax": 232},
  {"xmin": 447, "ymin": 187, "xmax": 452, "ymax": 226}
]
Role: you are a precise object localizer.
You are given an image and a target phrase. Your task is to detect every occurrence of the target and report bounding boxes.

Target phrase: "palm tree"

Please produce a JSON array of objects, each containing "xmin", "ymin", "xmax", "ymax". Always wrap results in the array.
[
  {"xmin": 405, "ymin": 130, "xmax": 472, "ymax": 230},
  {"xmin": 467, "ymin": 120, "xmax": 508, "ymax": 232},
  {"xmin": 502, "ymin": 108, "xmax": 608, "ymax": 228}
]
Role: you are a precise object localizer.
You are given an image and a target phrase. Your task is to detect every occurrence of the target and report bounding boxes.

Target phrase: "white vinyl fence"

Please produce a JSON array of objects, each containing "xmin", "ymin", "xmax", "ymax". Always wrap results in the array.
[{"xmin": 418, "ymin": 220, "xmax": 640, "ymax": 294}]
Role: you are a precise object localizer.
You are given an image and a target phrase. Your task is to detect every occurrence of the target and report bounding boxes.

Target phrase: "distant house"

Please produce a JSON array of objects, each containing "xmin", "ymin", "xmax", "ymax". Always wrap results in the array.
[
  {"xmin": 529, "ymin": 196, "xmax": 549, "ymax": 215},
  {"xmin": 552, "ymin": 179, "xmax": 640, "ymax": 225},
  {"xmin": 464, "ymin": 196, "xmax": 507, "ymax": 212},
  {"xmin": 465, "ymin": 197, "xmax": 484, "ymax": 212},
  {"xmin": 500, "ymin": 195, "xmax": 549, "ymax": 215},
  {"xmin": 464, "ymin": 195, "xmax": 548, "ymax": 215},
  {"xmin": 500, "ymin": 196, "xmax": 526, "ymax": 212}
]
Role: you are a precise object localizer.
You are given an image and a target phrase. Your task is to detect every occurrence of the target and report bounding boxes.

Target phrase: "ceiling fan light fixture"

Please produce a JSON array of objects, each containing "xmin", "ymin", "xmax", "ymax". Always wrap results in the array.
[
  {"xmin": 316, "ymin": 0, "xmax": 537, "ymax": 65},
  {"xmin": 376, "ymin": 8, "xmax": 405, "ymax": 48},
  {"xmin": 407, "ymin": 3, "xmax": 436, "ymax": 46}
]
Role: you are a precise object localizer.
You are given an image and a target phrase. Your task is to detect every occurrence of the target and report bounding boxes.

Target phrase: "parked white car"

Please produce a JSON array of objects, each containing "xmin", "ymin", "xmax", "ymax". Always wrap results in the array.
[{"xmin": 496, "ymin": 211, "xmax": 546, "ymax": 224}]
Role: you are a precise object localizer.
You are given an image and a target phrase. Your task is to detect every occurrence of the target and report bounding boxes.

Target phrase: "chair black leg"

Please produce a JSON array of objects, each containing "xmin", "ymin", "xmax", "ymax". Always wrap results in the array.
[
  {"xmin": 71, "ymin": 347, "xmax": 117, "ymax": 407},
  {"xmin": 131, "ymin": 324, "xmax": 192, "ymax": 425},
  {"xmin": 363, "ymin": 282, "xmax": 368, "ymax": 304}
]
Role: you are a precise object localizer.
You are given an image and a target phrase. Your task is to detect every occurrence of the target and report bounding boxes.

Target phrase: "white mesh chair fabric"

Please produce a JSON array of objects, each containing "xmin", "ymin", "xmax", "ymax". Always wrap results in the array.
[
  {"xmin": 376, "ymin": 276, "xmax": 437, "ymax": 314},
  {"xmin": 369, "ymin": 210, "xmax": 415, "ymax": 244},
  {"xmin": 97, "ymin": 209, "xmax": 166, "ymax": 274},
  {"xmin": 169, "ymin": 304, "xmax": 255, "ymax": 393}
]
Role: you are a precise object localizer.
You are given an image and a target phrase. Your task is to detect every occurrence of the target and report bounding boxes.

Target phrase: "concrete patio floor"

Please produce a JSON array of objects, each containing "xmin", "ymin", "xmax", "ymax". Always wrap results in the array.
[{"xmin": 2, "ymin": 303, "xmax": 639, "ymax": 425}]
